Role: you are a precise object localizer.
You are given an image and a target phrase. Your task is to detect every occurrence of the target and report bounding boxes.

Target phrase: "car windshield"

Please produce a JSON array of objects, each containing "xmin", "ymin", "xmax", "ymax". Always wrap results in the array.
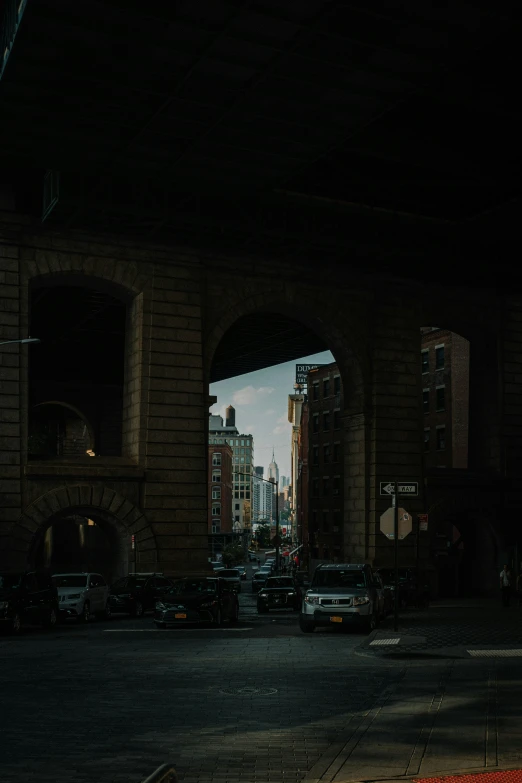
[
  {"xmin": 168, "ymin": 579, "xmax": 217, "ymax": 595},
  {"xmin": 254, "ymin": 573, "xmax": 267, "ymax": 580},
  {"xmin": 52, "ymin": 575, "xmax": 88, "ymax": 588},
  {"xmin": 220, "ymin": 570, "xmax": 240, "ymax": 578},
  {"xmin": 112, "ymin": 577, "xmax": 147, "ymax": 590},
  {"xmin": 378, "ymin": 569, "xmax": 412, "ymax": 584},
  {"xmin": 0, "ymin": 573, "xmax": 23, "ymax": 591},
  {"xmin": 312, "ymin": 570, "xmax": 367, "ymax": 589},
  {"xmin": 266, "ymin": 578, "xmax": 294, "ymax": 588}
]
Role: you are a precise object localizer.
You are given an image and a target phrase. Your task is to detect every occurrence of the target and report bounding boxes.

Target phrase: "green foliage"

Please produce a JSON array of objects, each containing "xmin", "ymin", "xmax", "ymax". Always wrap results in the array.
[
  {"xmin": 221, "ymin": 541, "xmax": 245, "ymax": 567},
  {"xmin": 254, "ymin": 524, "xmax": 271, "ymax": 548}
]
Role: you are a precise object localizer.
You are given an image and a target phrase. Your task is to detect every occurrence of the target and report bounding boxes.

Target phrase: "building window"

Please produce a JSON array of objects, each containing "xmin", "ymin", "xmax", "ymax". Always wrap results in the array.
[
  {"xmin": 212, "ymin": 487, "xmax": 221, "ymax": 500},
  {"xmin": 436, "ymin": 427, "xmax": 446, "ymax": 451},
  {"xmin": 435, "ymin": 345, "xmax": 445, "ymax": 370},
  {"xmin": 312, "ymin": 478, "xmax": 319, "ymax": 497},
  {"xmin": 212, "ymin": 453, "xmax": 222, "ymax": 466},
  {"xmin": 235, "ymin": 503, "xmax": 240, "ymax": 511},
  {"xmin": 333, "ymin": 443, "xmax": 340, "ymax": 463},
  {"xmin": 333, "ymin": 509, "xmax": 341, "ymax": 532},
  {"xmin": 323, "ymin": 379, "xmax": 330, "ymax": 398},
  {"xmin": 235, "ymin": 514, "xmax": 240, "ymax": 522},
  {"xmin": 323, "ymin": 444, "xmax": 330, "ymax": 464},
  {"xmin": 333, "ymin": 475, "xmax": 340, "ymax": 496},
  {"xmin": 421, "ymin": 349, "xmax": 429, "ymax": 374},
  {"xmin": 334, "ymin": 376, "xmax": 341, "ymax": 395},
  {"xmin": 211, "ymin": 503, "xmax": 221, "ymax": 516},
  {"xmin": 323, "ymin": 412, "xmax": 330, "ymax": 431},
  {"xmin": 313, "ymin": 383, "xmax": 319, "ymax": 401},
  {"xmin": 312, "ymin": 445, "xmax": 319, "ymax": 465},
  {"xmin": 333, "ymin": 410, "xmax": 340, "ymax": 429},
  {"xmin": 212, "ymin": 521, "xmax": 221, "ymax": 534},
  {"xmin": 423, "ymin": 389, "xmax": 429, "ymax": 414},
  {"xmin": 322, "ymin": 477, "xmax": 329, "ymax": 496},
  {"xmin": 312, "ymin": 510, "xmax": 318, "ymax": 530},
  {"xmin": 436, "ymin": 386, "xmax": 445, "ymax": 411},
  {"xmin": 313, "ymin": 413, "xmax": 319, "ymax": 434},
  {"xmin": 424, "ymin": 429, "xmax": 430, "ymax": 451},
  {"xmin": 212, "ymin": 470, "xmax": 221, "ymax": 482},
  {"xmin": 322, "ymin": 510, "xmax": 330, "ymax": 532}
]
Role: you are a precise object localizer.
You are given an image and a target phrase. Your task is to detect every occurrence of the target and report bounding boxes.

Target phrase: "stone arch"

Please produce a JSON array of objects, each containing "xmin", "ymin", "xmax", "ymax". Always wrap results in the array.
[
  {"xmin": 204, "ymin": 285, "xmax": 369, "ymax": 416},
  {"xmin": 24, "ymin": 254, "xmax": 151, "ymax": 298},
  {"xmin": 6, "ymin": 486, "xmax": 157, "ymax": 575}
]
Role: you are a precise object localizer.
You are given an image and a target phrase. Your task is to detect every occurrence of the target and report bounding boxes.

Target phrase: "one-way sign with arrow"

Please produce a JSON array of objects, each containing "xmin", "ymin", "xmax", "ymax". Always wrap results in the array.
[{"xmin": 380, "ymin": 482, "xmax": 419, "ymax": 496}]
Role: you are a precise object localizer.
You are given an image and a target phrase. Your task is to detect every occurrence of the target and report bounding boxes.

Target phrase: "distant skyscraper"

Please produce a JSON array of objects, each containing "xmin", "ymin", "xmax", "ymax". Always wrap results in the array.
[{"xmin": 267, "ymin": 448, "xmax": 279, "ymax": 484}]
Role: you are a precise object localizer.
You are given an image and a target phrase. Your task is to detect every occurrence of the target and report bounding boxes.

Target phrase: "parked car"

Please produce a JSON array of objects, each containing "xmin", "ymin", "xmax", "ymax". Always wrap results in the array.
[
  {"xmin": 299, "ymin": 563, "xmax": 380, "ymax": 634},
  {"xmin": 375, "ymin": 568, "xmax": 429, "ymax": 609},
  {"xmin": 218, "ymin": 568, "xmax": 242, "ymax": 593},
  {"xmin": 154, "ymin": 577, "xmax": 239, "ymax": 627},
  {"xmin": 0, "ymin": 571, "xmax": 59, "ymax": 634},
  {"xmin": 252, "ymin": 571, "xmax": 270, "ymax": 593},
  {"xmin": 257, "ymin": 577, "xmax": 300, "ymax": 613},
  {"xmin": 210, "ymin": 561, "xmax": 225, "ymax": 572},
  {"xmin": 109, "ymin": 573, "xmax": 173, "ymax": 617},
  {"xmin": 247, "ymin": 551, "xmax": 257, "ymax": 562},
  {"xmin": 52, "ymin": 572, "xmax": 110, "ymax": 622},
  {"xmin": 235, "ymin": 565, "xmax": 247, "ymax": 581}
]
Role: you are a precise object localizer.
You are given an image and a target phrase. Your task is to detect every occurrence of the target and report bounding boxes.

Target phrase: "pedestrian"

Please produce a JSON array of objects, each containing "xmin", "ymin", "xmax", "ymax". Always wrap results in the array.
[{"xmin": 500, "ymin": 564, "xmax": 512, "ymax": 607}]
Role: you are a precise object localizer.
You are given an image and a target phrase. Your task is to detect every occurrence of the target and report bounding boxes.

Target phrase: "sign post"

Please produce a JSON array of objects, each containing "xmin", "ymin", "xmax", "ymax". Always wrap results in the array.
[{"xmin": 394, "ymin": 481, "xmax": 399, "ymax": 632}]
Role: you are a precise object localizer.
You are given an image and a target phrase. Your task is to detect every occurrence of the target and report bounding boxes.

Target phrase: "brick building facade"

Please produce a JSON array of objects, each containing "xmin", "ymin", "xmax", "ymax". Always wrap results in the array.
[
  {"xmin": 307, "ymin": 364, "xmax": 344, "ymax": 566},
  {"xmin": 421, "ymin": 328, "xmax": 470, "ymax": 470},
  {"xmin": 208, "ymin": 443, "xmax": 233, "ymax": 557}
]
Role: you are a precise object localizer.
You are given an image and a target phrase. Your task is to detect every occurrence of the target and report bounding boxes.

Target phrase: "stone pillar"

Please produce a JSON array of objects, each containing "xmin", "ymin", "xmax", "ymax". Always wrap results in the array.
[
  {"xmin": 0, "ymin": 239, "xmax": 23, "ymax": 567},
  {"xmin": 369, "ymin": 302, "xmax": 425, "ymax": 566},
  {"xmin": 342, "ymin": 411, "xmax": 369, "ymax": 562},
  {"xmin": 140, "ymin": 261, "xmax": 209, "ymax": 575},
  {"xmin": 467, "ymin": 329, "xmax": 503, "ymax": 474}
]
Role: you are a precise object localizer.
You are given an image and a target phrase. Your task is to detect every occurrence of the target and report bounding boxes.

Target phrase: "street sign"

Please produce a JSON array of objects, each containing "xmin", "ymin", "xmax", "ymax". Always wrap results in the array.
[
  {"xmin": 380, "ymin": 481, "xmax": 419, "ymax": 497},
  {"xmin": 418, "ymin": 513, "xmax": 428, "ymax": 532},
  {"xmin": 380, "ymin": 507, "xmax": 413, "ymax": 540},
  {"xmin": 282, "ymin": 527, "xmax": 287, "ymax": 535},
  {"xmin": 295, "ymin": 364, "xmax": 324, "ymax": 385}
]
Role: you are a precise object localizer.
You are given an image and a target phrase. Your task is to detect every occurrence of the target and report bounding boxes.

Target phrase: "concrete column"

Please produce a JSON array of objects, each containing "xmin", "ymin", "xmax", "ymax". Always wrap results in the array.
[
  {"xmin": 342, "ymin": 411, "xmax": 369, "ymax": 562},
  {"xmin": 467, "ymin": 329, "xmax": 503, "ymax": 474}
]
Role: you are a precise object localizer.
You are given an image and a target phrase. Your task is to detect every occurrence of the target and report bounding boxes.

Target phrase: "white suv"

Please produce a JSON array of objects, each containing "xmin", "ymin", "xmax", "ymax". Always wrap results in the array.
[{"xmin": 52, "ymin": 573, "xmax": 110, "ymax": 622}]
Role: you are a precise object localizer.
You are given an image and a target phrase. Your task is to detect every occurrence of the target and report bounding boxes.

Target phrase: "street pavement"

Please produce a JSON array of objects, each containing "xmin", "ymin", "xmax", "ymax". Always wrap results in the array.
[{"xmin": 2, "ymin": 567, "xmax": 522, "ymax": 783}]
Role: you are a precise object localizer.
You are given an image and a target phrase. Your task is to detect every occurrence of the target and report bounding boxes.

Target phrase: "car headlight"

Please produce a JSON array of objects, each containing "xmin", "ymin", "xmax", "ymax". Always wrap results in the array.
[
  {"xmin": 201, "ymin": 600, "xmax": 218, "ymax": 608},
  {"xmin": 155, "ymin": 602, "xmax": 166, "ymax": 611},
  {"xmin": 305, "ymin": 595, "xmax": 320, "ymax": 605},
  {"xmin": 68, "ymin": 593, "xmax": 82, "ymax": 600},
  {"xmin": 287, "ymin": 591, "xmax": 296, "ymax": 596},
  {"xmin": 353, "ymin": 596, "xmax": 370, "ymax": 606},
  {"xmin": 0, "ymin": 601, "xmax": 8, "ymax": 610},
  {"xmin": 258, "ymin": 593, "xmax": 268, "ymax": 599}
]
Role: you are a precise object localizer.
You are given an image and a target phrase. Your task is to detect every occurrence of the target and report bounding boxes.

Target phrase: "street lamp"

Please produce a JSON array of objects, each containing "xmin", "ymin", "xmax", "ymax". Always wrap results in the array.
[
  {"xmin": 0, "ymin": 337, "xmax": 40, "ymax": 346},
  {"xmin": 238, "ymin": 471, "xmax": 279, "ymax": 573}
]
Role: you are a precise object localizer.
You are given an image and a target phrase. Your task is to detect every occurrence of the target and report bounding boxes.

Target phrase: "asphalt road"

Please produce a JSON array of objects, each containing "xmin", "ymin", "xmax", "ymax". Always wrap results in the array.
[{"xmin": 2, "ymin": 566, "xmax": 522, "ymax": 783}]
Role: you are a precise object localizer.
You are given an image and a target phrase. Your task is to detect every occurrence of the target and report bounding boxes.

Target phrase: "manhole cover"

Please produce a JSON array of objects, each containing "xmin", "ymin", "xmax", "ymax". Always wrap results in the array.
[{"xmin": 219, "ymin": 686, "xmax": 278, "ymax": 696}]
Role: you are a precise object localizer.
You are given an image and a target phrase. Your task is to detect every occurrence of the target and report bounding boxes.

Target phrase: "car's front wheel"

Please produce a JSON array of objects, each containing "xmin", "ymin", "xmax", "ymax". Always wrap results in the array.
[
  {"xmin": 366, "ymin": 611, "xmax": 378, "ymax": 633},
  {"xmin": 132, "ymin": 600, "xmax": 144, "ymax": 618},
  {"xmin": 230, "ymin": 602, "xmax": 239, "ymax": 623},
  {"xmin": 43, "ymin": 605, "xmax": 58, "ymax": 629},
  {"xmin": 214, "ymin": 607, "xmax": 222, "ymax": 626},
  {"xmin": 299, "ymin": 616, "xmax": 315, "ymax": 633},
  {"xmin": 98, "ymin": 603, "xmax": 111, "ymax": 620},
  {"xmin": 11, "ymin": 612, "xmax": 22, "ymax": 634},
  {"xmin": 79, "ymin": 602, "xmax": 90, "ymax": 623}
]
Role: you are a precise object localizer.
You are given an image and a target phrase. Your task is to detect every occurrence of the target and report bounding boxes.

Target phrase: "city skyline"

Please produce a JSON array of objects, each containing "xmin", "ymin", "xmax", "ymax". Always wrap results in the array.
[{"xmin": 209, "ymin": 350, "xmax": 334, "ymax": 477}]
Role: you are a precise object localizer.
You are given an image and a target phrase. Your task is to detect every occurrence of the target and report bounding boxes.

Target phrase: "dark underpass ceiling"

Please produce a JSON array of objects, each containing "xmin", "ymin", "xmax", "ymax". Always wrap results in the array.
[
  {"xmin": 210, "ymin": 313, "xmax": 327, "ymax": 382},
  {"xmin": 1, "ymin": 0, "xmax": 522, "ymax": 286}
]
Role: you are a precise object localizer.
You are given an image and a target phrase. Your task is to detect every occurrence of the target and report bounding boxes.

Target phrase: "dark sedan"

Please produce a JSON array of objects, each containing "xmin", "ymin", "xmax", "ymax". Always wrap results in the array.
[
  {"xmin": 235, "ymin": 565, "xmax": 247, "ymax": 581},
  {"xmin": 0, "ymin": 571, "xmax": 59, "ymax": 633},
  {"xmin": 109, "ymin": 574, "xmax": 173, "ymax": 616},
  {"xmin": 257, "ymin": 577, "xmax": 300, "ymax": 613},
  {"xmin": 252, "ymin": 570, "xmax": 270, "ymax": 593},
  {"xmin": 154, "ymin": 577, "xmax": 239, "ymax": 627}
]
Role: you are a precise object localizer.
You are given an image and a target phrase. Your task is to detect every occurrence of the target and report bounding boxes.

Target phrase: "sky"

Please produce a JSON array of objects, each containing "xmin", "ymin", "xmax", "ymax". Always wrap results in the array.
[{"xmin": 210, "ymin": 350, "xmax": 334, "ymax": 479}]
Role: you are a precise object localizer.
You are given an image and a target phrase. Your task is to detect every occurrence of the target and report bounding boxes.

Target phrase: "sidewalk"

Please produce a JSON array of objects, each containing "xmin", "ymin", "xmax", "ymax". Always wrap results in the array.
[
  {"xmin": 355, "ymin": 599, "xmax": 522, "ymax": 660},
  {"xmin": 305, "ymin": 654, "xmax": 522, "ymax": 783}
]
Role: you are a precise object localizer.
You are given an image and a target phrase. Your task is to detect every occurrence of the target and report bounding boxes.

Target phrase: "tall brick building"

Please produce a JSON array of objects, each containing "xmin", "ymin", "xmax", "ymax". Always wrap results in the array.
[
  {"xmin": 208, "ymin": 443, "xmax": 233, "ymax": 558},
  {"xmin": 307, "ymin": 363, "xmax": 344, "ymax": 567},
  {"xmin": 421, "ymin": 328, "xmax": 470, "ymax": 470}
]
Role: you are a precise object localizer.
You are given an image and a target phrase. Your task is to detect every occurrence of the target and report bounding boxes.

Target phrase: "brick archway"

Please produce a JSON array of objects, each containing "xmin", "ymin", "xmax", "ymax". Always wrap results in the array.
[{"xmin": 6, "ymin": 486, "xmax": 156, "ymax": 573}]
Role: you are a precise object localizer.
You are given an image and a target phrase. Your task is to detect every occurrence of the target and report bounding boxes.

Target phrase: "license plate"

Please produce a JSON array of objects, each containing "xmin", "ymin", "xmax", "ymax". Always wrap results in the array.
[
  {"xmin": 330, "ymin": 616, "xmax": 343, "ymax": 623},
  {"xmin": 175, "ymin": 613, "xmax": 187, "ymax": 619}
]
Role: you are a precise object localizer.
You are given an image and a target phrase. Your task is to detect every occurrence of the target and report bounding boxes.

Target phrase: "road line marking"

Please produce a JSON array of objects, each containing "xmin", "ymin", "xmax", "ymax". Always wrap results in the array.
[
  {"xmin": 468, "ymin": 649, "xmax": 522, "ymax": 657},
  {"xmin": 103, "ymin": 627, "xmax": 254, "ymax": 633}
]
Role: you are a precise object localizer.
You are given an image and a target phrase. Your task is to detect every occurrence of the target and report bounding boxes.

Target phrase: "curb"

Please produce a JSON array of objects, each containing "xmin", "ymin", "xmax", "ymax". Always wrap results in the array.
[{"xmin": 328, "ymin": 764, "xmax": 522, "ymax": 783}]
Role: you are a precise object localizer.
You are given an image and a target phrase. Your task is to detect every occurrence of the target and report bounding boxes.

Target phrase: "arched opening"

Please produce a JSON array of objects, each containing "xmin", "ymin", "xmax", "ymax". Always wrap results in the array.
[
  {"xmin": 207, "ymin": 305, "xmax": 366, "ymax": 575},
  {"xmin": 28, "ymin": 402, "xmax": 94, "ymax": 460},
  {"xmin": 32, "ymin": 508, "xmax": 131, "ymax": 584},
  {"xmin": 29, "ymin": 281, "xmax": 128, "ymax": 458}
]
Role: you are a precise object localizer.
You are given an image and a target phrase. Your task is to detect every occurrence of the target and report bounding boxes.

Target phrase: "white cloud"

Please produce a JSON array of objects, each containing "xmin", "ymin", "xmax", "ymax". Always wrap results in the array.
[
  {"xmin": 264, "ymin": 408, "xmax": 275, "ymax": 416},
  {"xmin": 273, "ymin": 415, "xmax": 290, "ymax": 435},
  {"xmin": 232, "ymin": 385, "xmax": 275, "ymax": 406}
]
